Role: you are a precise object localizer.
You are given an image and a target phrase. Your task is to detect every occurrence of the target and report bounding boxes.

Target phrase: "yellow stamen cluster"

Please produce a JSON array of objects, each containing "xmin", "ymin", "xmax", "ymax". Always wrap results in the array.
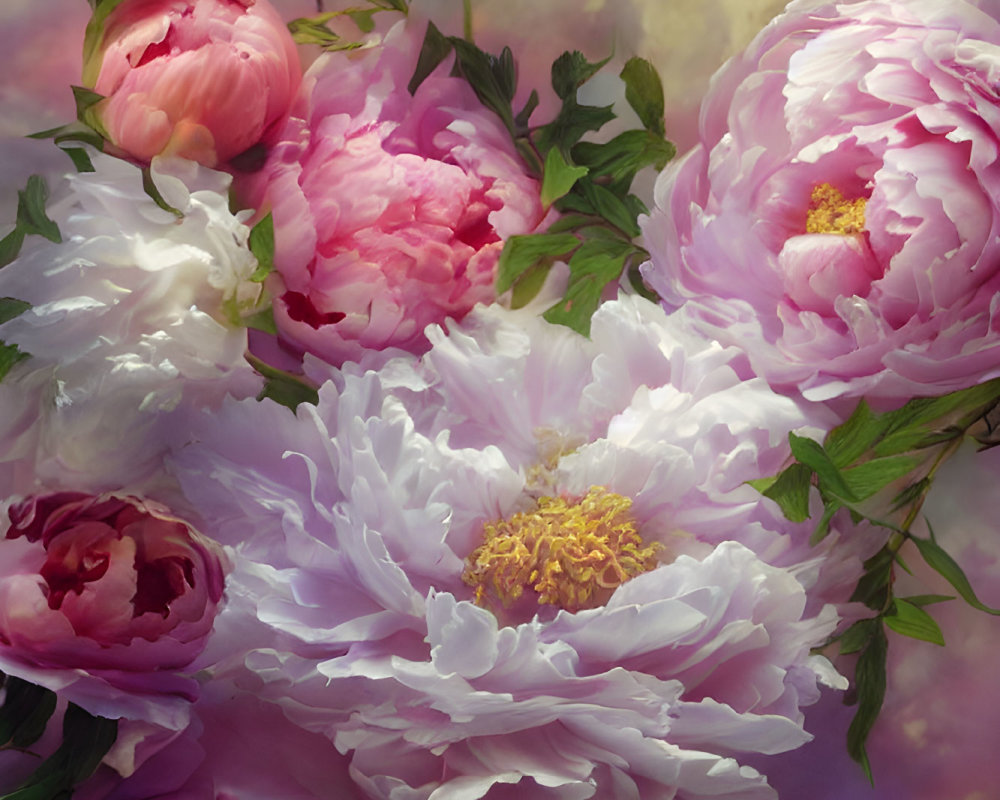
[
  {"xmin": 463, "ymin": 487, "xmax": 660, "ymax": 614},
  {"xmin": 806, "ymin": 183, "xmax": 867, "ymax": 235}
]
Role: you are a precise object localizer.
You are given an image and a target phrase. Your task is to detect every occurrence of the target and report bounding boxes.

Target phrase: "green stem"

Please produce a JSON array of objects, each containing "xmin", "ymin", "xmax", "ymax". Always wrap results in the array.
[{"xmin": 463, "ymin": 0, "xmax": 473, "ymax": 42}]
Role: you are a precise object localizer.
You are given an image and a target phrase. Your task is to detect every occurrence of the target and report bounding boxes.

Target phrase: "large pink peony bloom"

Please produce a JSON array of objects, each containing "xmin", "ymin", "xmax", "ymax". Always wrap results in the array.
[
  {"xmin": 240, "ymin": 23, "xmax": 551, "ymax": 366},
  {"xmin": 0, "ymin": 492, "xmax": 225, "ymax": 719},
  {"xmin": 641, "ymin": 0, "xmax": 1000, "ymax": 401},
  {"xmin": 85, "ymin": 0, "xmax": 300, "ymax": 167}
]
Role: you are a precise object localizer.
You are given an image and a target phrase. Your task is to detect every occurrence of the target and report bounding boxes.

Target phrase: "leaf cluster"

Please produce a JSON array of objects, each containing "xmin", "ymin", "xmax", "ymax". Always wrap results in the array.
[
  {"xmin": 409, "ymin": 24, "xmax": 675, "ymax": 336},
  {"xmin": 288, "ymin": 1, "xmax": 408, "ymax": 51},
  {"xmin": 0, "ymin": 175, "xmax": 65, "ymax": 381},
  {"xmin": 0, "ymin": 673, "xmax": 117, "ymax": 800},
  {"xmin": 750, "ymin": 379, "xmax": 1000, "ymax": 781}
]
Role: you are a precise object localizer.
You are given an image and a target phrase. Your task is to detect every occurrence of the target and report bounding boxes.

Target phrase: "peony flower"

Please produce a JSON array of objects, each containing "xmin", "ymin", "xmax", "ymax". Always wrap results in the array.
[
  {"xmin": 238, "ymin": 22, "xmax": 551, "ymax": 366},
  {"xmin": 641, "ymin": 0, "xmax": 1000, "ymax": 401},
  {"xmin": 172, "ymin": 296, "xmax": 860, "ymax": 798},
  {"xmin": 0, "ymin": 492, "xmax": 225, "ymax": 738},
  {"xmin": 84, "ymin": 0, "xmax": 301, "ymax": 167},
  {"xmin": 0, "ymin": 152, "xmax": 262, "ymax": 493}
]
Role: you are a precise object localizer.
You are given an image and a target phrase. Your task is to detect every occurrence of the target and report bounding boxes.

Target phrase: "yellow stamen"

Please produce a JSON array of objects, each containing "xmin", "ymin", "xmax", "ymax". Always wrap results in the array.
[
  {"xmin": 463, "ymin": 487, "xmax": 660, "ymax": 614},
  {"xmin": 806, "ymin": 183, "xmax": 866, "ymax": 235}
]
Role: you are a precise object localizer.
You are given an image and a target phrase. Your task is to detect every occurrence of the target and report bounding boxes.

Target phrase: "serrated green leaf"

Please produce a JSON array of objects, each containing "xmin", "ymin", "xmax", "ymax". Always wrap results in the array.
[
  {"xmin": 838, "ymin": 617, "xmax": 876, "ymax": 655},
  {"xmin": 885, "ymin": 598, "xmax": 945, "ymax": 645},
  {"xmin": 408, "ymin": 21, "xmax": 453, "ymax": 95},
  {"xmin": 789, "ymin": 432, "xmax": 857, "ymax": 502},
  {"xmin": 449, "ymin": 38, "xmax": 516, "ymax": 134},
  {"xmin": 839, "ymin": 455, "xmax": 921, "ymax": 502},
  {"xmin": 496, "ymin": 233, "xmax": 580, "ymax": 294},
  {"xmin": 912, "ymin": 529, "xmax": 1000, "ymax": 615},
  {"xmin": 16, "ymin": 176, "xmax": 60, "ymax": 244},
  {"xmin": 535, "ymin": 101, "xmax": 616, "ymax": 158},
  {"xmin": 550, "ymin": 50, "xmax": 612, "ymax": 100},
  {"xmin": 846, "ymin": 622, "xmax": 887, "ymax": 784},
  {"xmin": 0, "ymin": 298, "xmax": 31, "ymax": 325},
  {"xmin": 0, "ymin": 341, "xmax": 29, "ymax": 381},
  {"xmin": 542, "ymin": 238, "xmax": 632, "ymax": 336},
  {"xmin": 571, "ymin": 129, "xmax": 675, "ymax": 193},
  {"xmin": 543, "ymin": 214, "xmax": 594, "ymax": 234},
  {"xmin": 248, "ymin": 213, "xmax": 275, "ymax": 282},
  {"xmin": 754, "ymin": 462, "xmax": 812, "ymax": 523},
  {"xmin": 619, "ymin": 57, "xmax": 665, "ymax": 137},
  {"xmin": 0, "ymin": 228, "xmax": 25, "ymax": 270},
  {"xmin": 141, "ymin": 167, "xmax": 183, "ymax": 218},
  {"xmin": 562, "ymin": 180, "xmax": 642, "ymax": 238},
  {"xmin": 901, "ymin": 593, "xmax": 954, "ymax": 607},
  {"xmin": 540, "ymin": 148, "xmax": 588, "ymax": 207},
  {"xmin": 287, "ymin": 17, "xmax": 345, "ymax": 48},
  {"xmin": 891, "ymin": 476, "xmax": 931, "ymax": 513}
]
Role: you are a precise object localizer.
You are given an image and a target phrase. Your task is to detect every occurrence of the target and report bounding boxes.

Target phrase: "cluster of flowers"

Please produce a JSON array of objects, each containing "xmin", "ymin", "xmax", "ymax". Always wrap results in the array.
[{"xmin": 2, "ymin": 0, "xmax": 1000, "ymax": 797}]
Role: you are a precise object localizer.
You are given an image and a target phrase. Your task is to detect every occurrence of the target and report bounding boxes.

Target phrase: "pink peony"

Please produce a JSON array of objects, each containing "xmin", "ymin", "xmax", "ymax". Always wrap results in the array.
[
  {"xmin": 0, "ymin": 492, "xmax": 225, "ymax": 709},
  {"xmin": 240, "ymin": 23, "xmax": 551, "ymax": 366},
  {"xmin": 641, "ymin": 0, "xmax": 1000, "ymax": 401},
  {"xmin": 84, "ymin": 0, "xmax": 301, "ymax": 167}
]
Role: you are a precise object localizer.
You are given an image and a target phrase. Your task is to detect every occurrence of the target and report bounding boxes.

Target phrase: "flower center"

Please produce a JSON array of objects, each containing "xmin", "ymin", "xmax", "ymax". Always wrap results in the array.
[
  {"xmin": 806, "ymin": 183, "xmax": 866, "ymax": 235},
  {"xmin": 463, "ymin": 487, "xmax": 660, "ymax": 614}
]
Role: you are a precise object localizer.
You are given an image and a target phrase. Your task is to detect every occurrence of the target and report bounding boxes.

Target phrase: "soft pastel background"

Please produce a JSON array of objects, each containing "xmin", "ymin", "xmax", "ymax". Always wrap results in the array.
[{"xmin": 2, "ymin": 1, "xmax": 997, "ymax": 798}]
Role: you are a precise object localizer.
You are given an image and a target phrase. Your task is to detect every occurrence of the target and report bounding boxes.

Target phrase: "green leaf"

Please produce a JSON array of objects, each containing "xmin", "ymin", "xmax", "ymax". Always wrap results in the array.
[
  {"xmin": 824, "ymin": 399, "xmax": 886, "ymax": 468},
  {"xmin": 559, "ymin": 180, "xmax": 642, "ymax": 238},
  {"xmin": 850, "ymin": 547, "xmax": 895, "ymax": 610},
  {"xmin": 540, "ymin": 148, "xmax": 588, "ymax": 207},
  {"xmin": 346, "ymin": 8, "xmax": 377, "ymax": 32},
  {"xmin": 0, "ymin": 228, "xmax": 25, "ymax": 270},
  {"xmin": 248, "ymin": 213, "xmax": 275, "ymax": 282},
  {"xmin": 839, "ymin": 455, "xmax": 922, "ymax": 502},
  {"xmin": 550, "ymin": 50, "xmax": 611, "ymax": 100},
  {"xmin": 751, "ymin": 462, "xmax": 812, "ymax": 523},
  {"xmin": 846, "ymin": 622, "xmax": 888, "ymax": 784},
  {"xmin": 0, "ymin": 298, "xmax": 31, "ymax": 325},
  {"xmin": 571, "ymin": 129, "xmax": 675, "ymax": 193},
  {"xmin": 0, "ymin": 703, "xmax": 117, "ymax": 800},
  {"xmin": 884, "ymin": 598, "xmax": 945, "ymax": 645},
  {"xmin": 408, "ymin": 21, "xmax": 453, "ymax": 95},
  {"xmin": 535, "ymin": 101, "xmax": 616, "ymax": 158},
  {"xmin": 514, "ymin": 89, "xmax": 539, "ymax": 132},
  {"xmin": 0, "ymin": 677, "xmax": 57, "ymax": 749},
  {"xmin": 509, "ymin": 262, "xmax": 552, "ymax": 309},
  {"xmin": 449, "ymin": 38, "xmax": 517, "ymax": 134},
  {"xmin": 496, "ymin": 233, "xmax": 580, "ymax": 294},
  {"xmin": 62, "ymin": 147, "xmax": 96, "ymax": 173},
  {"xmin": 619, "ymin": 57, "xmax": 665, "ymax": 137},
  {"xmin": 16, "ymin": 176, "xmax": 61, "ymax": 244},
  {"xmin": 246, "ymin": 353, "xmax": 319, "ymax": 411},
  {"xmin": 838, "ymin": 617, "xmax": 876, "ymax": 655},
  {"xmin": 0, "ymin": 341, "xmax": 29, "ymax": 380},
  {"xmin": 542, "ymin": 238, "xmax": 633, "ymax": 336},
  {"xmin": 912, "ymin": 529, "xmax": 1000, "ymax": 615},
  {"xmin": 901, "ymin": 593, "xmax": 954, "ymax": 607},
  {"xmin": 71, "ymin": 85, "xmax": 103, "ymax": 117},
  {"xmin": 243, "ymin": 307, "xmax": 278, "ymax": 336},
  {"xmin": 626, "ymin": 260, "xmax": 658, "ymax": 302},
  {"xmin": 789, "ymin": 432, "xmax": 857, "ymax": 502},
  {"xmin": 809, "ymin": 502, "xmax": 840, "ymax": 546},
  {"xmin": 141, "ymin": 167, "xmax": 183, "ymax": 218}
]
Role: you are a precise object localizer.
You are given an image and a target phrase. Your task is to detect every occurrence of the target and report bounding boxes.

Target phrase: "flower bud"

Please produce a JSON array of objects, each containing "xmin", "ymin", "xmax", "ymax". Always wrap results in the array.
[{"xmin": 83, "ymin": 0, "xmax": 301, "ymax": 167}]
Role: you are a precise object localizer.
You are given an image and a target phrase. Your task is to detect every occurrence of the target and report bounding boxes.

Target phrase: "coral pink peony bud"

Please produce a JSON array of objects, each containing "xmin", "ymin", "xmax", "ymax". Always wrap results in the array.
[
  {"xmin": 83, "ymin": 0, "xmax": 301, "ymax": 167},
  {"xmin": 0, "ymin": 492, "xmax": 225, "ymax": 674}
]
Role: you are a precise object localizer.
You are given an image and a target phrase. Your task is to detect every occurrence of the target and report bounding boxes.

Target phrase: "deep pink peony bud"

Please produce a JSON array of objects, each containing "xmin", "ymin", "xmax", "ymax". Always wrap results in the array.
[
  {"xmin": 1, "ymin": 492, "xmax": 225, "ymax": 674},
  {"xmin": 83, "ymin": 0, "xmax": 301, "ymax": 167}
]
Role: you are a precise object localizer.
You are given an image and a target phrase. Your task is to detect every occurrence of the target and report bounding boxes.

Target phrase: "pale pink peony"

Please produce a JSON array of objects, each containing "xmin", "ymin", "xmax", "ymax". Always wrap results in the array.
[
  {"xmin": 85, "ymin": 0, "xmax": 300, "ymax": 167},
  {"xmin": 240, "ymin": 22, "xmax": 551, "ymax": 366},
  {"xmin": 641, "ymin": 0, "xmax": 1000, "ymax": 402},
  {"xmin": 0, "ymin": 492, "xmax": 226, "ymax": 718}
]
